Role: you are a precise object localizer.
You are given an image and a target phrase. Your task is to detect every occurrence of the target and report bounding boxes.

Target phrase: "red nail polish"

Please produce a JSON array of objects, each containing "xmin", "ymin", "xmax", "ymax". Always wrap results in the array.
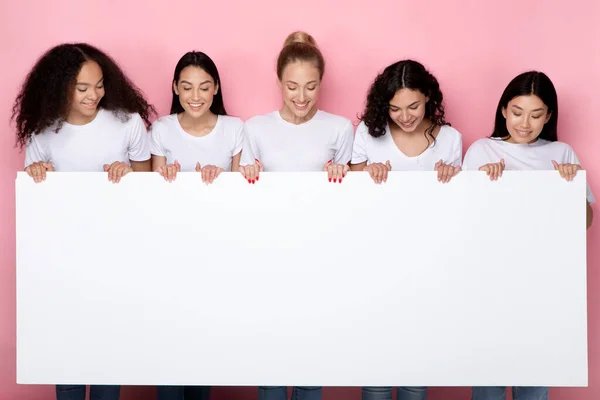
[
  {"xmin": 248, "ymin": 179, "xmax": 251, "ymax": 183},
  {"xmin": 256, "ymin": 176, "xmax": 259, "ymax": 181},
  {"xmin": 333, "ymin": 178, "xmax": 337, "ymax": 183},
  {"xmin": 252, "ymin": 180, "xmax": 255, "ymax": 184},
  {"xmin": 328, "ymin": 178, "xmax": 332, "ymax": 182},
  {"xmin": 339, "ymin": 178, "xmax": 343, "ymax": 183}
]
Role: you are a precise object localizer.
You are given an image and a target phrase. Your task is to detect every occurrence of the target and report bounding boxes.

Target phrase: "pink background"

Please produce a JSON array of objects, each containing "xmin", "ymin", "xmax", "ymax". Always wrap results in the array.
[{"xmin": 1, "ymin": 0, "xmax": 598, "ymax": 399}]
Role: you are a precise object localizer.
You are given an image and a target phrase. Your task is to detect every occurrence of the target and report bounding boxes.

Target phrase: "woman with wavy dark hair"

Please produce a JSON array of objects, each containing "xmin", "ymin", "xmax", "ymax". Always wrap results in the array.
[
  {"xmin": 13, "ymin": 42, "xmax": 156, "ymax": 185},
  {"xmin": 12, "ymin": 42, "xmax": 156, "ymax": 399},
  {"xmin": 350, "ymin": 60, "xmax": 462, "ymax": 186},
  {"xmin": 149, "ymin": 51, "xmax": 243, "ymax": 186},
  {"xmin": 351, "ymin": 60, "xmax": 462, "ymax": 400}
]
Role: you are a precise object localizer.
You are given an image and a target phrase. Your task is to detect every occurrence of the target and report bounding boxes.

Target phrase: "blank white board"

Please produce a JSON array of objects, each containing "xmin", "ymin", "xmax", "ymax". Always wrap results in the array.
[{"xmin": 15, "ymin": 171, "xmax": 588, "ymax": 386}]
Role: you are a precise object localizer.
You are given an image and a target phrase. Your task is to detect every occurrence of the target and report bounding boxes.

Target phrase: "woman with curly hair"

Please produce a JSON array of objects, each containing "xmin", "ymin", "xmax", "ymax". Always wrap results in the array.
[
  {"xmin": 351, "ymin": 60, "xmax": 463, "ymax": 400},
  {"xmin": 11, "ymin": 42, "xmax": 156, "ymax": 400},
  {"xmin": 351, "ymin": 60, "xmax": 462, "ymax": 186},
  {"xmin": 13, "ymin": 42, "xmax": 156, "ymax": 184}
]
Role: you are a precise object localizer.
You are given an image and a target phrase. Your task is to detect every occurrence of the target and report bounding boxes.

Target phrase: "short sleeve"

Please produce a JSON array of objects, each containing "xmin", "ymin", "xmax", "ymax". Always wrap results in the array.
[
  {"xmin": 127, "ymin": 113, "xmax": 151, "ymax": 162},
  {"xmin": 565, "ymin": 145, "xmax": 595, "ymax": 204},
  {"xmin": 232, "ymin": 119, "xmax": 244, "ymax": 156},
  {"xmin": 462, "ymin": 140, "xmax": 486, "ymax": 171},
  {"xmin": 149, "ymin": 120, "xmax": 166, "ymax": 157},
  {"xmin": 333, "ymin": 120, "xmax": 355, "ymax": 165},
  {"xmin": 240, "ymin": 123, "xmax": 259, "ymax": 166},
  {"xmin": 24, "ymin": 135, "xmax": 48, "ymax": 167},
  {"xmin": 448, "ymin": 130, "xmax": 463, "ymax": 167},
  {"xmin": 351, "ymin": 122, "xmax": 368, "ymax": 165}
]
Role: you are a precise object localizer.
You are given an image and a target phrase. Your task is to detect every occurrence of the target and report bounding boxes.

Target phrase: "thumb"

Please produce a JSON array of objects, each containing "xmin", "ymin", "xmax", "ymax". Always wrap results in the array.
[
  {"xmin": 103, "ymin": 164, "xmax": 110, "ymax": 172},
  {"xmin": 551, "ymin": 160, "xmax": 559, "ymax": 170},
  {"xmin": 43, "ymin": 162, "xmax": 54, "ymax": 171},
  {"xmin": 323, "ymin": 159, "xmax": 332, "ymax": 171},
  {"xmin": 434, "ymin": 159, "xmax": 443, "ymax": 170},
  {"xmin": 386, "ymin": 160, "xmax": 392, "ymax": 170},
  {"xmin": 255, "ymin": 158, "xmax": 264, "ymax": 172},
  {"xmin": 175, "ymin": 160, "xmax": 181, "ymax": 171},
  {"xmin": 195, "ymin": 162, "xmax": 201, "ymax": 172},
  {"xmin": 500, "ymin": 158, "xmax": 505, "ymax": 166}
]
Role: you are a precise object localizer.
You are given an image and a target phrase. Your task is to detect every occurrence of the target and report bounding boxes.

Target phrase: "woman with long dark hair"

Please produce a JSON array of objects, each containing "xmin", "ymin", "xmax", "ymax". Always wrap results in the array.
[
  {"xmin": 464, "ymin": 72, "xmax": 594, "ymax": 399},
  {"xmin": 150, "ymin": 51, "xmax": 243, "ymax": 184},
  {"xmin": 12, "ymin": 42, "xmax": 156, "ymax": 399},
  {"xmin": 351, "ymin": 60, "xmax": 462, "ymax": 186}
]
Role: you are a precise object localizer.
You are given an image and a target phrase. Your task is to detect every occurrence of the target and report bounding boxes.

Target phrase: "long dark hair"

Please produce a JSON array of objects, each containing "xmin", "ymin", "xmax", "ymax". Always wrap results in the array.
[
  {"xmin": 170, "ymin": 51, "xmax": 227, "ymax": 115},
  {"xmin": 491, "ymin": 71, "xmax": 558, "ymax": 142},
  {"xmin": 12, "ymin": 42, "xmax": 156, "ymax": 148},
  {"xmin": 360, "ymin": 59, "xmax": 448, "ymax": 142}
]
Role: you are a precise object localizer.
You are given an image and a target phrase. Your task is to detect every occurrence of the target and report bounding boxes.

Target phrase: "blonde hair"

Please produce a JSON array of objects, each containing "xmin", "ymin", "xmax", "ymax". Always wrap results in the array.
[{"xmin": 277, "ymin": 31, "xmax": 325, "ymax": 79}]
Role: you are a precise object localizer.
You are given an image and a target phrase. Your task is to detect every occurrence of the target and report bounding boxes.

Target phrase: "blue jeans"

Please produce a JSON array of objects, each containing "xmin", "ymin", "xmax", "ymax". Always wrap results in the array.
[
  {"xmin": 362, "ymin": 387, "xmax": 427, "ymax": 400},
  {"xmin": 56, "ymin": 385, "xmax": 119, "ymax": 400},
  {"xmin": 258, "ymin": 386, "xmax": 322, "ymax": 400},
  {"xmin": 156, "ymin": 385, "xmax": 211, "ymax": 400},
  {"xmin": 472, "ymin": 387, "xmax": 549, "ymax": 400}
]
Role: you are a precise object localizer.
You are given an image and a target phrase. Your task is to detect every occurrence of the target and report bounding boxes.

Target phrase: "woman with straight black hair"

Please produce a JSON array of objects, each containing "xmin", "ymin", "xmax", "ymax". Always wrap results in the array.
[
  {"xmin": 150, "ymin": 51, "xmax": 243, "ymax": 184},
  {"xmin": 463, "ymin": 70, "xmax": 593, "ymax": 231},
  {"xmin": 464, "ymin": 71, "xmax": 594, "ymax": 400}
]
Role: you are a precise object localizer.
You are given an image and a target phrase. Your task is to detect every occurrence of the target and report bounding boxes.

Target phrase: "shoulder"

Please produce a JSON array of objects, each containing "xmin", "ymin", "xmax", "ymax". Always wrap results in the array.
[
  {"xmin": 245, "ymin": 111, "xmax": 278, "ymax": 127},
  {"xmin": 356, "ymin": 120, "xmax": 369, "ymax": 135},
  {"xmin": 437, "ymin": 125, "xmax": 462, "ymax": 146},
  {"xmin": 466, "ymin": 137, "xmax": 497, "ymax": 152},
  {"xmin": 35, "ymin": 119, "xmax": 62, "ymax": 137},
  {"xmin": 316, "ymin": 110, "xmax": 353, "ymax": 128},
  {"xmin": 541, "ymin": 140, "xmax": 579, "ymax": 162},
  {"xmin": 243, "ymin": 112, "xmax": 280, "ymax": 139},
  {"xmin": 219, "ymin": 115, "xmax": 244, "ymax": 131},
  {"xmin": 438, "ymin": 125, "xmax": 462, "ymax": 140},
  {"xmin": 150, "ymin": 114, "xmax": 177, "ymax": 130},
  {"xmin": 100, "ymin": 109, "xmax": 145, "ymax": 130},
  {"xmin": 543, "ymin": 140, "xmax": 573, "ymax": 152}
]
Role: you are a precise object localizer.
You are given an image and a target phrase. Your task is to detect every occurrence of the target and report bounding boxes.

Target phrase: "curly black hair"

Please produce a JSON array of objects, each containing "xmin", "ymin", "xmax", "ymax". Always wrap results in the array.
[
  {"xmin": 12, "ymin": 43, "xmax": 156, "ymax": 148},
  {"xmin": 360, "ymin": 59, "xmax": 448, "ymax": 142}
]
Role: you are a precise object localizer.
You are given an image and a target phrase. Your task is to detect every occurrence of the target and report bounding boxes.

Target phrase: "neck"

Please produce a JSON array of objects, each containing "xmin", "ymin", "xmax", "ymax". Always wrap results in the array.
[
  {"xmin": 66, "ymin": 109, "xmax": 99, "ymax": 126},
  {"xmin": 279, "ymin": 105, "xmax": 317, "ymax": 125},
  {"xmin": 503, "ymin": 135, "xmax": 539, "ymax": 144},
  {"xmin": 179, "ymin": 111, "xmax": 216, "ymax": 129}
]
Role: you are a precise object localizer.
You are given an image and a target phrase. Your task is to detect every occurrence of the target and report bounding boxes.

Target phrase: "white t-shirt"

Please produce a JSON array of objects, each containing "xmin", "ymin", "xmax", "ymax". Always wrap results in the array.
[
  {"xmin": 150, "ymin": 114, "xmax": 244, "ymax": 171},
  {"xmin": 351, "ymin": 121, "xmax": 463, "ymax": 170},
  {"xmin": 463, "ymin": 137, "xmax": 595, "ymax": 203},
  {"xmin": 240, "ymin": 110, "xmax": 354, "ymax": 171},
  {"xmin": 25, "ymin": 109, "xmax": 150, "ymax": 171}
]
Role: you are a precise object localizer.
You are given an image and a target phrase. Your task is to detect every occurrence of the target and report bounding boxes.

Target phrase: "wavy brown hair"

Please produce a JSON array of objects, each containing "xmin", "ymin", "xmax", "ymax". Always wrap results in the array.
[
  {"xmin": 12, "ymin": 43, "xmax": 156, "ymax": 148},
  {"xmin": 360, "ymin": 59, "xmax": 448, "ymax": 142}
]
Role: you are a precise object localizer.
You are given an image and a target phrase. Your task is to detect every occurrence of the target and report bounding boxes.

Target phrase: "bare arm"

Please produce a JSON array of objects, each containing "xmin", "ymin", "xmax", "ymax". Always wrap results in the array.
[
  {"xmin": 150, "ymin": 155, "xmax": 166, "ymax": 172},
  {"xmin": 131, "ymin": 159, "xmax": 152, "ymax": 172},
  {"xmin": 231, "ymin": 152, "xmax": 242, "ymax": 172},
  {"xmin": 350, "ymin": 162, "xmax": 367, "ymax": 171}
]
